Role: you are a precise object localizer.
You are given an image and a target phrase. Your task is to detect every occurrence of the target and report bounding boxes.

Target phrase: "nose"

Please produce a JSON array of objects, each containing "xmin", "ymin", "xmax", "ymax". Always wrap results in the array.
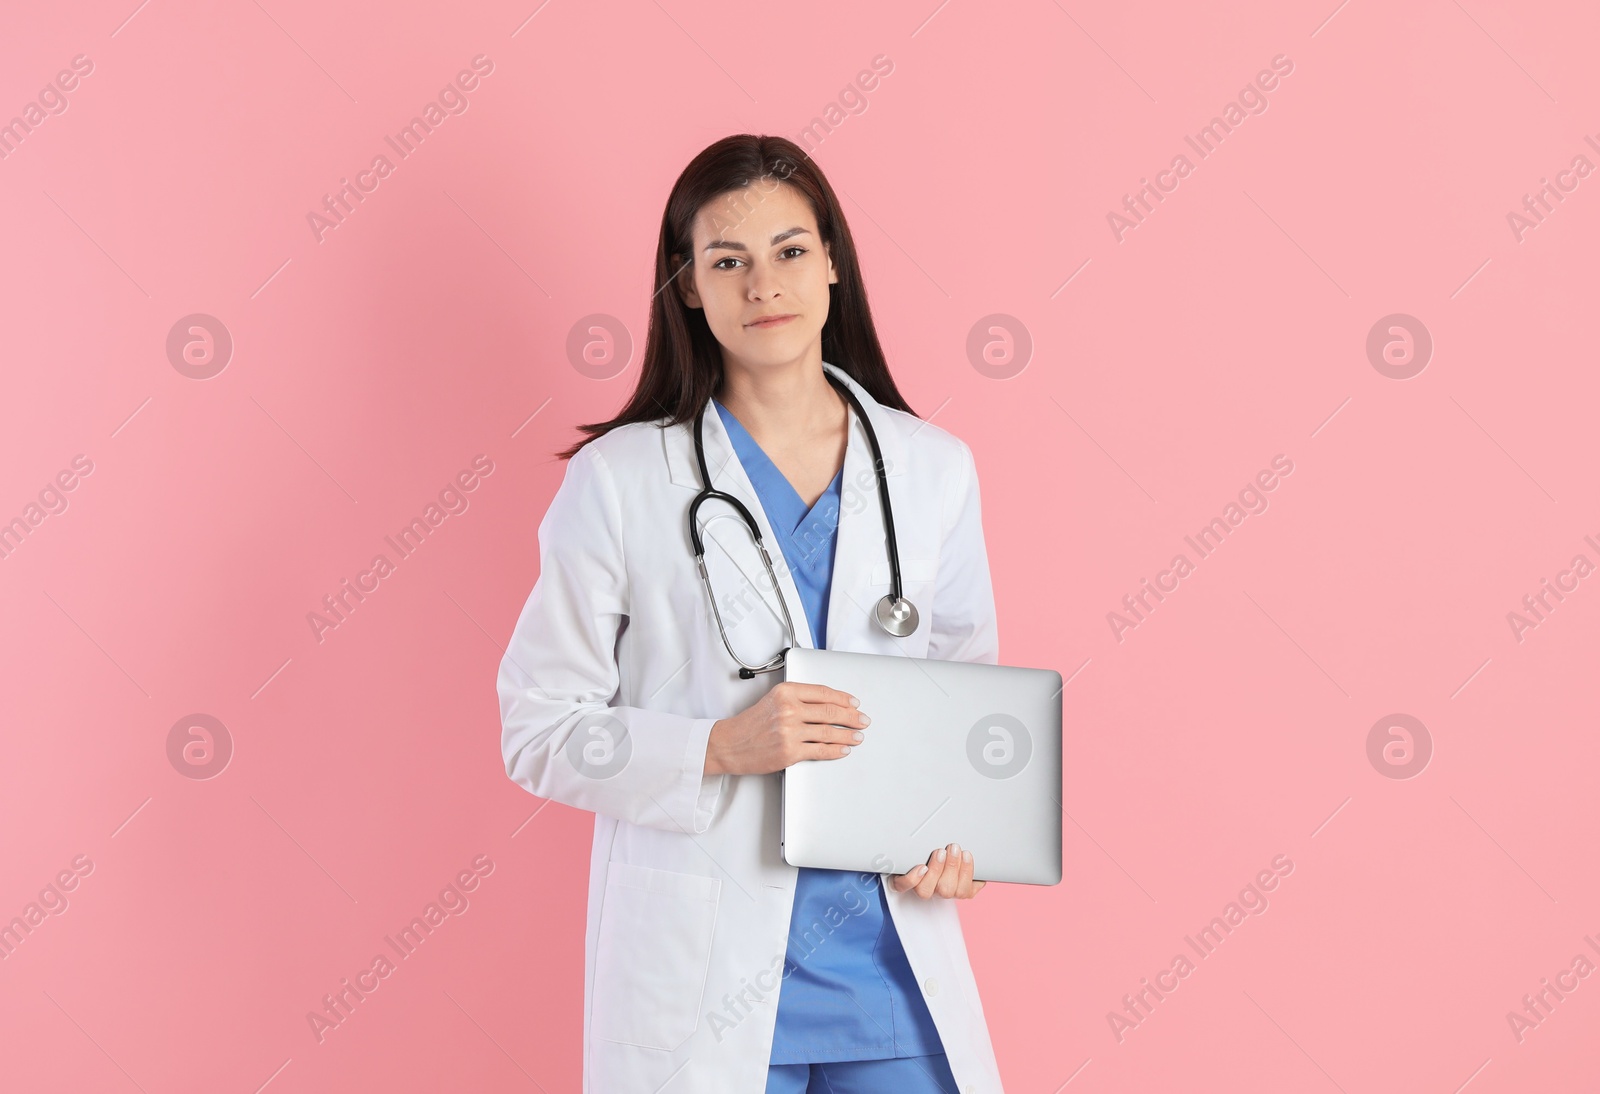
[{"xmin": 746, "ymin": 259, "xmax": 782, "ymax": 300}]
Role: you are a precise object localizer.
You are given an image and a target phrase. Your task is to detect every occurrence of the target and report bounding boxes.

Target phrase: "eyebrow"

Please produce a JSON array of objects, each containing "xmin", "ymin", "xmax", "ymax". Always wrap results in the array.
[{"xmin": 702, "ymin": 226, "xmax": 811, "ymax": 253}]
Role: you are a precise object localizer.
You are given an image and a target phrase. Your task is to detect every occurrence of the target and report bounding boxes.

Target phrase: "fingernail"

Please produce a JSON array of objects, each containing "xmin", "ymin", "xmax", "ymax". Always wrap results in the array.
[
  {"xmin": 841, "ymin": 745, "xmax": 852, "ymax": 754},
  {"xmin": 963, "ymin": 850, "xmax": 973, "ymax": 863},
  {"xmin": 852, "ymin": 731, "xmax": 864, "ymax": 742},
  {"xmin": 913, "ymin": 865, "xmax": 927, "ymax": 877},
  {"xmin": 951, "ymin": 843, "xmax": 961, "ymax": 855},
  {"xmin": 860, "ymin": 715, "xmax": 871, "ymax": 726},
  {"xmin": 849, "ymin": 696, "xmax": 860, "ymax": 707},
  {"xmin": 935, "ymin": 848, "xmax": 946, "ymax": 861}
]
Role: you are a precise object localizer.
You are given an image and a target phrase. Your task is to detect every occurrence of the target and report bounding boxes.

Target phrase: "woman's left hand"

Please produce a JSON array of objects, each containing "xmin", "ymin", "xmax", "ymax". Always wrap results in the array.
[{"xmin": 889, "ymin": 843, "xmax": 986, "ymax": 899}]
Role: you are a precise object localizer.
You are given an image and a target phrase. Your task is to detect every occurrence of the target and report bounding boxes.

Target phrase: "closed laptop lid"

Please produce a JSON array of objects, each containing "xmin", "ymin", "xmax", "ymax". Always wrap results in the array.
[{"xmin": 781, "ymin": 647, "xmax": 1063, "ymax": 886}]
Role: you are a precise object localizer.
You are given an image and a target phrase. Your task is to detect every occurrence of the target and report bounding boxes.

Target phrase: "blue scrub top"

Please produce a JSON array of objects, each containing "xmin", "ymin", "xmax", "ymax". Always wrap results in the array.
[{"xmin": 714, "ymin": 399, "xmax": 945, "ymax": 1064}]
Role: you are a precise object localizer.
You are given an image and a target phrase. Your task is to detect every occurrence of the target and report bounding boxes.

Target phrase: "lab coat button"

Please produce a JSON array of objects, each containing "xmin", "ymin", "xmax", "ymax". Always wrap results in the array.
[{"xmin": 924, "ymin": 977, "xmax": 939, "ymax": 996}]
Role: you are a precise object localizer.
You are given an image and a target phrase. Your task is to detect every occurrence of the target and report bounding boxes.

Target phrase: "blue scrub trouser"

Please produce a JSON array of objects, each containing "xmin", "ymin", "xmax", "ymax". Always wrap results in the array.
[{"xmin": 764, "ymin": 1053, "xmax": 960, "ymax": 1093}]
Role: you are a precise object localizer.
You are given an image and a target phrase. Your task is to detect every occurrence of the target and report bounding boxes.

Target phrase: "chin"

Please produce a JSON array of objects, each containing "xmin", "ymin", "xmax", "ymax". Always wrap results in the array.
[{"xmin": 739, "ymin": 327, "xmax": 815, "ymax": 360}]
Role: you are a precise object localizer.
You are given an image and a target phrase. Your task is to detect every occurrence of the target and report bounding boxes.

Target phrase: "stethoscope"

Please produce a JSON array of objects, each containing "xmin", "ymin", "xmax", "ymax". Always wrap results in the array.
[{"xmin": 688, "ymin": 370, "xmax": 919, "ymax": 679}]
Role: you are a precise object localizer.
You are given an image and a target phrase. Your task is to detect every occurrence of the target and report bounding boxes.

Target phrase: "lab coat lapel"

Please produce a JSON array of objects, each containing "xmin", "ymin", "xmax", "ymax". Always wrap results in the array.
[{"xmin": 824, "ymin": 391, "xmax": 878, "ymax": 653}]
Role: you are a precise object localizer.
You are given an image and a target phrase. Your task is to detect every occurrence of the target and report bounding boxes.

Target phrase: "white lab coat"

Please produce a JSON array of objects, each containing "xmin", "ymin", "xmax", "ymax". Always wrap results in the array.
[{"xmin": 498, "ymin": 361, "xmax": 1005, "ymax": 1092}]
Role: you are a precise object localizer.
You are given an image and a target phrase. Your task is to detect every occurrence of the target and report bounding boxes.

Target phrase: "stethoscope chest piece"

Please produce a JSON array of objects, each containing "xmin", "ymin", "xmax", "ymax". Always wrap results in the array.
[{"xmin": 874, "ymin": 594, "xmax": 919, "ymax": 638}]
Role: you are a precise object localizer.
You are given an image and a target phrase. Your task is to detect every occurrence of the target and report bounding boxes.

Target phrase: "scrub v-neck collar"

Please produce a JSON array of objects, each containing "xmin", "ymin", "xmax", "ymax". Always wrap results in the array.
[{"xmin": 712, "ymin": 399, "xmax": 844, "ymax": 542}]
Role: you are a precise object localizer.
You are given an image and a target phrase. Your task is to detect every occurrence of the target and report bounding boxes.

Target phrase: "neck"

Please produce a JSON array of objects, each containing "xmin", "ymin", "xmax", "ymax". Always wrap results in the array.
[{"xmin": 716, "ymin": 350, "xmax": 842, "ymax": 445}]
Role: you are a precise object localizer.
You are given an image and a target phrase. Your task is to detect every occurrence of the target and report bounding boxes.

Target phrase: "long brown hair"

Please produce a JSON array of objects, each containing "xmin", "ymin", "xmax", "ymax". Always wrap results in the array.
[{"xmin": 556, "ymin": 134, "xmax": 916, "ymax": 460}]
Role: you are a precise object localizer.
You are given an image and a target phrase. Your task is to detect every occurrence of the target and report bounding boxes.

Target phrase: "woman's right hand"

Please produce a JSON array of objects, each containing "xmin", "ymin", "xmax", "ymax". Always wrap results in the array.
[{"xmin": 703, "ymin": 682, "xmax": 869, "ymax": 776}]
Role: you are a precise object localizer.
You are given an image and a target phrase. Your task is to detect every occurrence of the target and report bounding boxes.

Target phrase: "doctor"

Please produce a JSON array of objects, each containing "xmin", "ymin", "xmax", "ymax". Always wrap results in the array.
[{"xmin": 498, "ymin": 134, "xmax": 1006, "ymax": 1093}]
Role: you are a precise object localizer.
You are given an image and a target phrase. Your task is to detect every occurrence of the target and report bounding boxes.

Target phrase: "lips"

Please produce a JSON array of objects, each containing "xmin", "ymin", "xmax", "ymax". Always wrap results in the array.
[{"xmin": 747, "ymin": 314, "xmax": 797, "ymax": 328}]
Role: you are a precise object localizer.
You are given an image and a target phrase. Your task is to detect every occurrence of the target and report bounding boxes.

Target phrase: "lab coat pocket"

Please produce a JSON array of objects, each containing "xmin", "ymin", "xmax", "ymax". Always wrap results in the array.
[
  {"xmin": 870, "ymin": 558, "xmax": 939, "ymax": 606},
  {"xmin": 592, "ymin": 860, "xmax": 721, "ymax": 1051}
]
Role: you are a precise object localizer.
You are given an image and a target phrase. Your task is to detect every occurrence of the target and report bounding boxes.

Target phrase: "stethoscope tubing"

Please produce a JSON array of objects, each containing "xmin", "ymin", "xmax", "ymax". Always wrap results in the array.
[{"xmin": 688, "ymin": 370, "xmax": 910, "ymax": 677}]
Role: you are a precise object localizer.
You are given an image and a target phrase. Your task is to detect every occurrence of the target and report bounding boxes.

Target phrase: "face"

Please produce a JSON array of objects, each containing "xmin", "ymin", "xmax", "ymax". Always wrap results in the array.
[{"xmin": 677, "ymin": 180, "xmax": 839, "ymax": 376}]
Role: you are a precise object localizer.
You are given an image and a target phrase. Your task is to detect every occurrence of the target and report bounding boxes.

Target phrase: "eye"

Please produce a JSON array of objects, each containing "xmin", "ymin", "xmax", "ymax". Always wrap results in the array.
[
  {"xmin": 779, "ymin": 246, "xmax": 807, "ymax": 259},
  {"xmin": 712, "ymin": 256, "xmax": 744, "ymax": 270}
]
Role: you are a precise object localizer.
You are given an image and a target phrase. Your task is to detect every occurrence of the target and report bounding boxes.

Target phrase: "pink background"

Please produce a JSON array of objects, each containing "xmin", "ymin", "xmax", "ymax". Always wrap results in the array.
[{"xmin": 3, "ymin": 0, "xmax": 1598, "ymax": 1090}]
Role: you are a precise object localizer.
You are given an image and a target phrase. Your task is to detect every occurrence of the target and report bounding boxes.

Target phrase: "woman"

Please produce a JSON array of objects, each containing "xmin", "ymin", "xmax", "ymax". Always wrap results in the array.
[{"xmin": 498, "ymin": 134, "xmax": 1005, "ymax": 1093}]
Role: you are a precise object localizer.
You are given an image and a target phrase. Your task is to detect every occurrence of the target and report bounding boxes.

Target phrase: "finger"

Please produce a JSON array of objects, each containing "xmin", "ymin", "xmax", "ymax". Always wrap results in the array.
[
  {"xmin": 814, "ymin": 723, "xmax": 867, "ymax": 746},
  {"xmin": 934, "ymin": 845, "xmax": 961, "ymax": 898},
  {"xmin": 806, "ymin": 740, "xmax": 855, "ymax": 761},
  {"xmin": 916, "ymin": 849, "xmax": 948, "ymax": 898},
  {"xmin": 796, "ymin": 720, "xmax": 867, "ymax": 747},
  {"xmin": 799, "ymin": 700, "xmax": 869, "ymax": 729},
  {"xmin": 782, "ymin": 682, "xmax": 860, "ymax": 711},
  {"xmin": 955, "ymin": 848, "xmax": 975, "ymax": 898},
  {"xmin": 971, "ymin": 880, "xmax": 986, "ymax": 896}
]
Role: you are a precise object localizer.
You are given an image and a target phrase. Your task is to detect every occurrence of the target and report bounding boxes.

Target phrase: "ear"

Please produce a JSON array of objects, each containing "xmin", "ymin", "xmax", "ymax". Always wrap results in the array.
[
  {"xmin": 673, "ymin": 254, "xmax": 703, "ymax": 310},
  {"xmin": 826, "ymin": 243, "xmax": 838, "ymax": 286}
]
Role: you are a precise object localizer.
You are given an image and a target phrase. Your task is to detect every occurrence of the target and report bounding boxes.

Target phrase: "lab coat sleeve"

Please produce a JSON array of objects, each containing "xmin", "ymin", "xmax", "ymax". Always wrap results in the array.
[
  {"xmin": 926, "ymin": 439, "xmax": 1000, "ymax": 666},
  {"xmin": 497, "ymin": 443, "xmax": 726, "ymax": 835}
]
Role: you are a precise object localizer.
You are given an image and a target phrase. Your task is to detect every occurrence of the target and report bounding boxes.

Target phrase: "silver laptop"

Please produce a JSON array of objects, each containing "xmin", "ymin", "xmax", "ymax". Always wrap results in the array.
[{"xmin": 781, "ymin": 647, "xmax": 1063, "ymax": 885}]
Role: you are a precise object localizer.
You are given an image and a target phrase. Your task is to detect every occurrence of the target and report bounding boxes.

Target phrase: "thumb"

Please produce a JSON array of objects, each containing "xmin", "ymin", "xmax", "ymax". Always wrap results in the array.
[{"xmin": 890, "ymin": 865, "xmax": 928, "ymax": 892}]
